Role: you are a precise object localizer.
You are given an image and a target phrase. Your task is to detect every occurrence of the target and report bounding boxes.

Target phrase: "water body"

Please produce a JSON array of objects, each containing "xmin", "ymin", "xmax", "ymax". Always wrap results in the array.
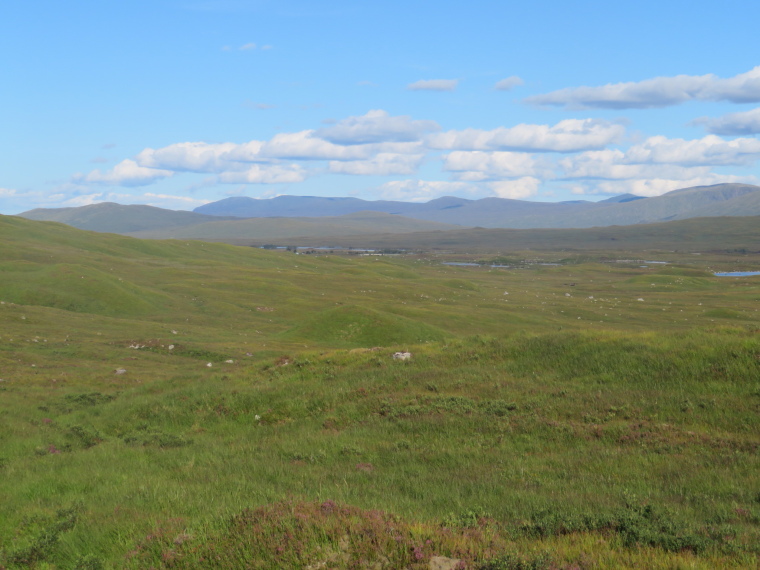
[{"xmin": 714, "ymin": 271, "xmax": 760, "ymax": 277}]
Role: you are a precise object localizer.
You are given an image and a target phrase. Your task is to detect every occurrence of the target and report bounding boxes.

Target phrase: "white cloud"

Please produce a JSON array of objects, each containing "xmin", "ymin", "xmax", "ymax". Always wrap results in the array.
[
  {"xmin": 494, "ymin": 76, "xmax": 524, "ymax": 91},
  {"xmin": 329, "ymin": 153, "xmax": 424, "ymax": 176},
  {"xmin": 316, "ymin": 109, "xmax": 440, "ymax": 144},
  {"xmin": 143, "ymin": 193, "xmax": 210, "ymax": 206},
  {"xmin": 217, "ymin": 164, "xmax": 307, "ymax": 184},
  {"xmin": 239, "ymin": 43, "xmax": 256, "ymax": 50},
  {"xmin": 379, "ymin": 179, "xmax": 475, "ymax": 201},
  {"xmin": 624, "ymin": 135, "xmax": 760, "ymax": 167},
  {"xmin": 526, "ymin": 66, "xmax": 760, "ymax": 110},
  {"xmin": 75, "ymin": 160, "xmax": 174, "ymax": 187},
  {"xmin": 694, "ymin": 107, "xmax": 760, "ymax": 135},
  {"xmin": 260, "ymin": 130, "xmax": 372, "ymax": 160},
  {"xmin": 577, "ymin": 175, "xmax": 752, "ymax": 198},
  {"xmin": 86, "ymin": 113, "xmax": 441, "ymax": 190},
  {"xmin": 59, "ymin": 193, "xmax": 106, "ymax": 207},
  {"xmin": 136, "ymin": 142, "xmax": 258, "ymax": 173},
  {"xmin": 560, "ymin": 150, "xmax": 716, "ymax": 181},
  {"xmin": 407, "ymin": 79, "xmax": 459, "ymax": 92},
  {"xmin": 560, "ymin": 135, "xmax": 760, "ymax": 197},
  {"xmin": 428, "ymin": 119, "xmax": 624, "ymax": 153},
  {"xmin": 488, "ymin": 177, "xmax": 541, "ymax": 199},
  {"xmin": 0, "ymin": 187, "xmax": 17, "ymax": 196},
  {"xmin": 558, "ymin": 136, "xmax": 760, "ymax": 188},
  {"xmin": 443, "ymin": 151, "xmax": 540, "ymax": 181}
]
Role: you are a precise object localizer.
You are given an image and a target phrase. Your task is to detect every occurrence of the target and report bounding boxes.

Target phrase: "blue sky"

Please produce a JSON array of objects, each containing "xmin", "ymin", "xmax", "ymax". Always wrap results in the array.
[{"xmin": 3, "ymin": 0, "xmax": 760, "ymax": 214}]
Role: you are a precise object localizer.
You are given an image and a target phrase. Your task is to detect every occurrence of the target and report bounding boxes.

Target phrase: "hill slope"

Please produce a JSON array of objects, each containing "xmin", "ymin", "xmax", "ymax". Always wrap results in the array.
[
  {"xmin": 18, "ymin": 202, "xmax": 239, "ymax": 233},
  {"xmin": 537, "ymin": 183, "xmax": 760, "ymax": 228}
]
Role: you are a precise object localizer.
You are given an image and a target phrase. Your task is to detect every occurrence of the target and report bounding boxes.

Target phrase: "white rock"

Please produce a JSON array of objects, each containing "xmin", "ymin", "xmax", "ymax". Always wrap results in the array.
[
  {"xmin": 206, "ymin": 362, "xmax": 212, "ymax": 367},
  {"xmin": 429, "ymin": 556, "xmax": 462, "ymax": 570}
]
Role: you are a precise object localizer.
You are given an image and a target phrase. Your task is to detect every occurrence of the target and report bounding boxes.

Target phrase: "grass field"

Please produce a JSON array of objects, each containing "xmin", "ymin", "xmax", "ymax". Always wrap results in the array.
[{"xmin": 1, "ymin": 215, "xmax": 759, "ymax": 569}]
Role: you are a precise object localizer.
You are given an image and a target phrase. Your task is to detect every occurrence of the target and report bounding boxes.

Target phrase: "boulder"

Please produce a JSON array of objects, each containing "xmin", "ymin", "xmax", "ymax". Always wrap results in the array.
[{"xmin": 429, "ymin": 556, "xmax": 462, "ymax": 570}]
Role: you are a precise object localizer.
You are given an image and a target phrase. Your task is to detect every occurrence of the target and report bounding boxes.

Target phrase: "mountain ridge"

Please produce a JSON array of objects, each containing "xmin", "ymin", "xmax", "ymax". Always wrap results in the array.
[
  {"xmin": 16, "ymin": 183, "xmax": 760, "ymax": 237},
  {"xmin": 191, "ymin": 183, "xmax": 760, "ymax": 228}
]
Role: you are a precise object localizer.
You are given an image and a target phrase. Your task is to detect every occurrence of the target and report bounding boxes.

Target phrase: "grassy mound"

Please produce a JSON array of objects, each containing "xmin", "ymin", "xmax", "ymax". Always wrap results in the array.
[{"xmin": 283, "ymin": 304, "xmax": 449, "ymax": 347}]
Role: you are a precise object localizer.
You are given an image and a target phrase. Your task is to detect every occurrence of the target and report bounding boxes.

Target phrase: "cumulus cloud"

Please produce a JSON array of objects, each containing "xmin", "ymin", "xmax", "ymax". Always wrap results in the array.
[
  {"xmin": 59, "ymin": 193, "xmax": 106, "ymax": 207},
  {"xmin": 0, "ymin": 187, "xmax": 17, "ymax": 196},
  {"xmin": 559, "ymin": 134, "xmax": 760, "ymax": 196},
  {"xmin": 67, "ymin": 110, "xmax": 756, "ymax": 202},
  {"xmin": 443, "ymin": 151, "xmax": 541, "ymax": 181},
  {"xmin": 136, "ymin": 141, "xmax": 266, "ymax": 173},
  {"xmin": 488, "ymin": 177, "xmax": 541, "ymax": 199},
  {"xmin": 560, "ymin": 150, "xmax": 715, "ymax": 181},
  {"xmin": 623, "ymin": 135, "xmax": 760, "ymax": 167},
  {"xmin": 525, "ymin": 66, "xmax": 760, "ymax": 110},
  {"xmin": 329, "ymin": 153, "xmax": 424, "ymax": 176},
  {"xmin": 379, "ymin": 179, "xmax": 475, "ymax": 201},
  {"xmin": 575, "ymin": 175, "xmax": 752, "ymax": 198},
  {"xmin": 143, "ymin": 193, "xmax": 209, "ymax": 206},
  {"xmin": 75, "ymin": 160, "xmax": 174, "ymax": 187},
  {"xmin": 407, "ymin": 79, "xmax": 459, "ymax": 92},
  {"xmin": 80, "ymin": 112, "xmax": 441, "ymax": 189},
  {"xmin": 316, "ymin": 110, "xmax": 440, "ymax": 144},
  {"xmin": 428, "ymin": 119, "xmax": 624, "ymax": 153},
  {"xmin": 217, "ymin": 164, "xmax": 306, "ymax": 184},
  {"xmin": 259, "ymin": 131, "xmax": 374, "ymax": 160},
  {"xmin": 494, "ymin": 76, "xmax": 524, "ymax": 91},
  {"xmin": 556, "ymin": 135, "xmax": 760, "ymax": 181},
  {"xmin": 694, "ymin": 107, "xmax": 760, "ymax": 135}
]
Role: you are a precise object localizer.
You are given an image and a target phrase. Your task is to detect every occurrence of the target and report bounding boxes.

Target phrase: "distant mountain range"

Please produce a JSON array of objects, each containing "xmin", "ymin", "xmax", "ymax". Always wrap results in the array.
[
  {"xmin": 192, "ymin": 183, "xmax": 760, "ymax": 229},
  {"xmin": 16, "ymin": 183, "xmax": 760, "ymax": 240},
  {"xmin": 125, "ymin": 211, "xmax": 462, "ymax": 240}
]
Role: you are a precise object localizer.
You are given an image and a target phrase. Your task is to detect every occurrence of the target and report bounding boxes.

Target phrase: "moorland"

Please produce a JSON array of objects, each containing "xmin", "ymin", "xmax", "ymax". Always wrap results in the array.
[{"xmin": 0, "ymin": 212, "xmax": 759, "ymax": 569}]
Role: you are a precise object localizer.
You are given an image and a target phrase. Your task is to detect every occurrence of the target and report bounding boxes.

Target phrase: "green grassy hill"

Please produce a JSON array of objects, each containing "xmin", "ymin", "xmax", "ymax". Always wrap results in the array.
[{"xmin": 1, "ymin": 214, "xmax": 759, "ymax": 568}]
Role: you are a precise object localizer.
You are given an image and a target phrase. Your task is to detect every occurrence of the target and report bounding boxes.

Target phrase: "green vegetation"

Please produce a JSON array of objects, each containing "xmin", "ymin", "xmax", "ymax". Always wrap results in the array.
[{"xmin": 1, "ymin": 214, "xmax": 759, "ymax": 568}]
